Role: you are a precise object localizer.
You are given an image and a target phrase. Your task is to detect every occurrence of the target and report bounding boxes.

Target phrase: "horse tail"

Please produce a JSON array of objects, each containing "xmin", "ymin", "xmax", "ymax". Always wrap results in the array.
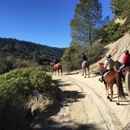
[
  {"xmin": 125, "ymin": 71, "xmax": 130, "ymax": 97},
  {"xmin": 116, "ymin": 71, "xmax": 125, "ymax": 98}
]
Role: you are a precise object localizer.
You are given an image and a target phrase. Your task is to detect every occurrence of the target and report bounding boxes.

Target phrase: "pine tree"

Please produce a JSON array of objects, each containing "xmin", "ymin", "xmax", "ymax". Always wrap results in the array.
[
  {"xmin": 110, "ymin": 0, "xmax": 130, "ymax": 19},
  {"xmin": 70, "ymin": 0, "xmax": 102, "ymax": 46}
]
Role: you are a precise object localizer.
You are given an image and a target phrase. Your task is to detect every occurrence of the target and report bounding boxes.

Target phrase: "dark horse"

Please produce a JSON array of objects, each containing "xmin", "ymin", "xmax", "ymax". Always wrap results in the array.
[
  {"xmin": 119, "ymin": 66, "xmax": 130, "ymax": 97},
  {"xmin": 98, "ymin": 62, "xmax": 125, "ymax": 105},
  {"xmin": 81, "ymin": 61, "xmax": 90, "ymax": 78},
  {"xmin": 50, "ymin": 62, "xmax": 62, "ymax": 75},
  {"xmin": 114, "ymin": 60, "xmax": 130, "ymax": 98}
]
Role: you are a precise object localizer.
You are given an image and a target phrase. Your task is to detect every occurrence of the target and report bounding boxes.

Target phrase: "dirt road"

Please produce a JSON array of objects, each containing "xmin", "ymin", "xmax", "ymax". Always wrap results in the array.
[{"xmin": 43, "ymin": 71, "xmax": 130, "ymax": 130}]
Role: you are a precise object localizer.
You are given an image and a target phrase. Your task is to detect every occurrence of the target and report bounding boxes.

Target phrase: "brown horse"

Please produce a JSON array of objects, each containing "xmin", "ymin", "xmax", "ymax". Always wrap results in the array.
[
  {"xmin": 98, "ymin": 62, "xmax": 125, "ymax": 105},
  {"xmin": 50, "ymin": 62, "xmax": 62, "ymax": 75}
]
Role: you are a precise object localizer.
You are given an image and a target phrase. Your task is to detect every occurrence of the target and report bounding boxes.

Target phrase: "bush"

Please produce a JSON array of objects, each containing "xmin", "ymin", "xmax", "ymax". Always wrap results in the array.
[{"xmin": 0, "ymin": 68, "xmax": 52, "ymax": 129}]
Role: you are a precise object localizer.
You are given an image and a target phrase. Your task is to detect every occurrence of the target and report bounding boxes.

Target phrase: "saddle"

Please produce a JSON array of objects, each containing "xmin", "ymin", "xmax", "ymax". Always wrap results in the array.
[{"xmin": 103, "ymin": 69, "xmax": 114, "ymax": 77}]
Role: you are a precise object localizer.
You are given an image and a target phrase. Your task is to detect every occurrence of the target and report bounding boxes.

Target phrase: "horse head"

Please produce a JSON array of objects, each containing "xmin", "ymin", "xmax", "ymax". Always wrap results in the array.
[
  {"xmin": 50, "ymin": 62, "xmax": 54, "ymax": 67},
  {"xmin": 98, "ymin": 62, "xmax": 105, "ymax": 73}
]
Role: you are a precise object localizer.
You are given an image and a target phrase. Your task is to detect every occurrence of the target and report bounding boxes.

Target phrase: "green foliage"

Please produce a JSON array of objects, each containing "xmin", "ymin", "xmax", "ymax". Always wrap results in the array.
[
  {"xmin": 62, "ymin": 42, "xmax": 104, "ymax": 71},
  {"xmin": 0, "ymin": 38, "xmax": 65, "ymax": 60},
  {"xmin": 62, "ymin": 44, "xmax": 82, "ymax": 72},
  {"xmin": 110, "ymin": 0, "xmax": 130, "ymax": 19},
  {"xmin": 86, "ymin": 43, "xmax": 105, "ymax": 64},
  {"xmin": 0, "ymin": 57, "xmax": 14, "ymax": 74},
  {"xmin": 70, "ymin": 0, "xmax": 103, "ymax": 46},
  {"xmin": 0, "ymin": 68, "xmax": 52, "ymax": 129},
  {"xmin": 0, "ymin": 68, "xmax": 52, "ymax": 96},
  {"xmin": 101, "ymin": 23, "xmax": 128, "ymax": 44}
]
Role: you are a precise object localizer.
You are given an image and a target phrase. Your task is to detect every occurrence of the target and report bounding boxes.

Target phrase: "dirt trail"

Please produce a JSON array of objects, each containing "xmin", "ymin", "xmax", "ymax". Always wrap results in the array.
[
  {"xmin": 41, "ymin": 33, "xmax": 130, "ymax": 130},
  {"xmin": 42, "ymin": 71, "xmax": 130, "ymax": 130}
]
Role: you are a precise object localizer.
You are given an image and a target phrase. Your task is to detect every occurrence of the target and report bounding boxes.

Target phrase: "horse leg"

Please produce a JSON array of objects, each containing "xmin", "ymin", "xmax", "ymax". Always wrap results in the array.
[
  {"xmin": 104, "ymin": 83, "xmax": 109, "ymax": 99},
  {"xmin": 58, "ymin": 69, "xmax": 59, "ymax": 75},
  {"xmin": 84, "ymin": 67, "xmax": 86, "ymax": 78},
  {"xmin": 82, "ymin": 68, "xmax": 84, "ymax": 76},
  {"xmin": 116, "ymin": 86, "xmax": 120, "ymax": 105},
  {"xmin": 109, "ymin": 85, "xmax": 113, "ymax": 102},
  {"xmin": 87, "ymin": 68, "xmax": 90, "ymax": 78},
  {"xmin": 55, "ymin": 69, "xmax": 56, "ymax": 75}
]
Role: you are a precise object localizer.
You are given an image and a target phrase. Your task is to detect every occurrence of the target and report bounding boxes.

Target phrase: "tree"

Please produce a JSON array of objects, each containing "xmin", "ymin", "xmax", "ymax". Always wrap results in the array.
[
  {"xmin": 33, "ymin": 51, "xmax": 38, "ymax": 62},
  {"xmin": 70, "ymin": 0, "xmax": 102, "ymax": 46},
  {"xmin": 110, "ymin": 0, "xmax": 130, "ymax": 19}
]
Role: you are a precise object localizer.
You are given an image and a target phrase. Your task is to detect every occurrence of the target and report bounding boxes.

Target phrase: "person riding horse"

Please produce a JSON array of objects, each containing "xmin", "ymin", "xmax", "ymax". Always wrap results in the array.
[
  {"xmin": 53, "ymin": 57, "xmax": 58, "ymax": 66},
  {"xmin": 99, "ymin": 54, "xmax": 116, "ymax": 82},
  {"xmin": 81, "ymin": 52, "xmax": 88, "ymax": 65},
  {"xmin": 118, "ymin": 50, "xmax": 130, "ymax": 73}
]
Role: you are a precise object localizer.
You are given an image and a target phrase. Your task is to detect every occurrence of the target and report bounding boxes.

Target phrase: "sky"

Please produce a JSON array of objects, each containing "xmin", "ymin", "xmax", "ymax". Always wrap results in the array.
[{"xmin": 0, "ymin": 0, "xmax": 114, "ymax": 48}]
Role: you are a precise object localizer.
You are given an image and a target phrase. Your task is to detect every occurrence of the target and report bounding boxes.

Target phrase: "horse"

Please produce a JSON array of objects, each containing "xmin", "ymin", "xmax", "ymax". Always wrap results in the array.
[
  {"xmin": 114, "ymin": 61, "xmax": 130, "ymax": 98},
  {"xmin": 81, "ymin": 61, "xmax": 90, "ymax": 78},
  {"xmin": 50, "ymin": 62, "xmax": 62, "ymax": 75},
  {"xmin": 119, "ymin": 66, "xmax": 130, "ymax": 97},
  {"xmin": 98, "ymin": 62, "xmax": 125, "ymax": 105},
  {"xmin": 124, "ymin": 67, "xmax": 130, "ymax": 97}
]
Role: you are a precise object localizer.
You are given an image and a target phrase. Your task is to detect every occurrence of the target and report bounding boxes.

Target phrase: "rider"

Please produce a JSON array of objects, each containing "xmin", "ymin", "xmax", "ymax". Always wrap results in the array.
[
  {"xmin": 53, "ymin": 57, "xmax": 58, "ymax": 65},
  {"xmin": 81, "ymin": 52, "xmax": 88, "ymax": 65},
  {"xmin": 118, "ymin": 50, "xmax": 130, "ymax": 72},
  {"xmin": 99, "ymin": 54, "xmax": 116, "ymax": 82}
]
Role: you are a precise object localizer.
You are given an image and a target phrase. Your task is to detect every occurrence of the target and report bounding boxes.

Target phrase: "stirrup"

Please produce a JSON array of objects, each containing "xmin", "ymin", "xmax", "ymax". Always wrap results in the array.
[{"xmin": 99, "ymin": 78, "xmax": 103, "ymax": 82}]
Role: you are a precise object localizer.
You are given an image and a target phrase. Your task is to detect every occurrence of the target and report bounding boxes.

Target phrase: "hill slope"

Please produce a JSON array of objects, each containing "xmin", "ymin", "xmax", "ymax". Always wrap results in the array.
[
  {"xmin": 0, "ymin": 37, "xmax": 66, "ymax": 59},
  {"xmin": 91, "ymin": 33, "xmax": 130, "ymax": 71}
]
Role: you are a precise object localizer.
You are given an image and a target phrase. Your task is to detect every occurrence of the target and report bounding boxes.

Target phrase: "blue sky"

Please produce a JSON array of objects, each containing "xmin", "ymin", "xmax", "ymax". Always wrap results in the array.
[{"xmin": 0, "ymin": 0, "xmax": 114, "ymax": 48}]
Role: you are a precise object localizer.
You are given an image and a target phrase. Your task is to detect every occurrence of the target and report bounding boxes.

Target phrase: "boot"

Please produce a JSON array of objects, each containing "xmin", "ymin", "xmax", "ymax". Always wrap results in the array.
[{"xmin": 99, "ymin": 75, "xmax": 104, "ymax": 82}]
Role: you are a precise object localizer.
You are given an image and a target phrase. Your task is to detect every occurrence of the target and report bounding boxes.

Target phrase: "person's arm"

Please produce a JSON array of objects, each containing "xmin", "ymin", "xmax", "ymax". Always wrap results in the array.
[
  {"xmin": 104, "ymin": 61, "xmax": 108, "ymax": 69},
  {"xmin": 112, "ymin": 60, "xmax": 117, "ymax": 70}
]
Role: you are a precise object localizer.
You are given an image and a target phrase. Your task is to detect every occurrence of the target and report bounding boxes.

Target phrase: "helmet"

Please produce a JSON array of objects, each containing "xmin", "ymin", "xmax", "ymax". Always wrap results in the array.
[
  {"xmin": 106, "ymin": 54, "xmax": 111, "ymax": 58},
  {"xmin": 82, "ymin": 52, "xmax": 84, "ymax": 55},
  {"xmin": 124, "ymin": 50, "xmax": 129, "ymax": 54}
]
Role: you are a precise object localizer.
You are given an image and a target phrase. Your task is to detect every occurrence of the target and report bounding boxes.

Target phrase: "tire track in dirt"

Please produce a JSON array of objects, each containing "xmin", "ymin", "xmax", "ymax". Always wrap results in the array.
[
  {"xmin": 68, "ymin": 76, "xmax": 123, "ymax": 130},
  {"xmin": 44, "ymin": 74, "xmax": 125, "ymax": 130}
]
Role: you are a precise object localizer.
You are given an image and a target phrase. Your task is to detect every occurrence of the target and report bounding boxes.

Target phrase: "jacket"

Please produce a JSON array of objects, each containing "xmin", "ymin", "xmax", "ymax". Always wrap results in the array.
[
  {"xmin": 121, "ymin": 54, "xmax": 130, "ymax": 65},
  {"xmin": 81, "ymin": 54, "xmax": 87, "ymax": 61},
  {"xmin": 104, "ymin": 58, "xmax": 116, "ymax": 70}
]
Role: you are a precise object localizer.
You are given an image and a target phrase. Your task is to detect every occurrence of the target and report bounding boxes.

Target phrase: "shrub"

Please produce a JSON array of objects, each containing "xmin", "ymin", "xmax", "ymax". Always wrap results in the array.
[{"xmin": 0, "ymin": 68, "xmax": 52, "ymax": 129}]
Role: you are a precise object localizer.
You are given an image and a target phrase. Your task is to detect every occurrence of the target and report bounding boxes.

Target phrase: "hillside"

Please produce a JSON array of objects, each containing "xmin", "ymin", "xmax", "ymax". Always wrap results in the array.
[
  {"xmin": 91, "ymin": 32, "xmax": 130, "ymax": 71},
  {"xmin": 0, "ymin": 37, "xmax": 66, "ymax": 59}
]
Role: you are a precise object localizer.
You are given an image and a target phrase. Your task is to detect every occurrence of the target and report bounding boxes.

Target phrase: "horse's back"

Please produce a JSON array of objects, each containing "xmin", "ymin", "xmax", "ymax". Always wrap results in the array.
[{"xmin": 82, "ymin": 61, "xmax": 89, "ymax": 69}]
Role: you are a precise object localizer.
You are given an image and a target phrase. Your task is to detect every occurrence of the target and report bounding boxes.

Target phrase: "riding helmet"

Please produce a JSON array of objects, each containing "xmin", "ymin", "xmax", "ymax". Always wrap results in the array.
[
  {"xmin": 82, "ymin": 52, "xmax": 84, "ymax": 55},
  {"xmin": 106, "ymin": 54, "xmax": 111, "ymax": 58},
  {"xmin": 124, "ymin": 50, "xmax": 129, "ymax": 54}
]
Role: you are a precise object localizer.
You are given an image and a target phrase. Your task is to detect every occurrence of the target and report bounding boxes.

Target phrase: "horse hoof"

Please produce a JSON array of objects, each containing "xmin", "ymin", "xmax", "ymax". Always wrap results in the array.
[
  {"xmin": 109, "ymin": 99, "xmax": 112, "ymax": 102},
  {"xmin": 116, "ymin": 102, "xmax": 120, "ymax": 105},
  {"xmin": 84, "ymin": 76, "xmax": 86, "ymax": 78},
  {"xmin": 107, "ymin": 96, "xmax": 110, "ymax": 99}
]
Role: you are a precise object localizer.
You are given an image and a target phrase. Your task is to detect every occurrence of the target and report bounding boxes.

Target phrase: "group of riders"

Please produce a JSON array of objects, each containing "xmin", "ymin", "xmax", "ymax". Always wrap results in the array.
[
  {"xmin": 80, "ymin": 50, "xmax": 130, "ymax": 82},
  {"xmin": 99, "ymin": 49, "xmax": 130, "ymax": 82},
  {"xmin": 52, "ymin": 49, "xmax": 130, "ymax": 82}
]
